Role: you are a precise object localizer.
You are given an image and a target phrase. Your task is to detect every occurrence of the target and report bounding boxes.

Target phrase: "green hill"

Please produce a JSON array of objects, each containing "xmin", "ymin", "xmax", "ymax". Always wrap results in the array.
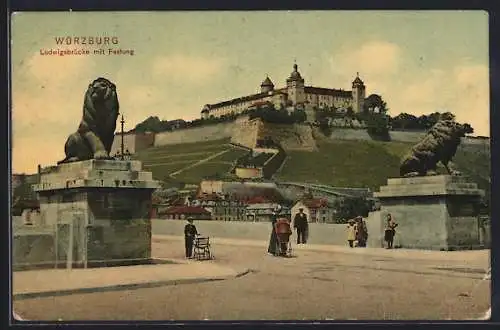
[
  {"xmin": 133, "ymin": 138, "xmax": 250, "ymax": 185},
  {"xmin": 135, "ymin": 136, "xmax": 490, "ymax": 201},
  {"xmin": 275, "ymin": 139, "xmax": 490, "ymax": 198},
  {"xmin": 275, "ymin": 140, "xmax": 409, "ymax": 189}
]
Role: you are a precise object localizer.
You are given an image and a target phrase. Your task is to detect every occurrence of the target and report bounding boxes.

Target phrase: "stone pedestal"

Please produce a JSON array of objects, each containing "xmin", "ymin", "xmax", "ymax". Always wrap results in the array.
[
  {"xmin": 373, "ymin": 175, "xmax": 484, "ymax": 250},
  {"xmin": 32, "ymin": 159, "xmax": 160, "ymax": 268}
]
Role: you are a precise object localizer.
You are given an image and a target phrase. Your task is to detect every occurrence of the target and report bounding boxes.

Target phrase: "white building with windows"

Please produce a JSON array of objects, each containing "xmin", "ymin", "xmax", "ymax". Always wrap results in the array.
[{"xmin": 201, "ymin": 63, "xmax": 366, "ymax": 121}]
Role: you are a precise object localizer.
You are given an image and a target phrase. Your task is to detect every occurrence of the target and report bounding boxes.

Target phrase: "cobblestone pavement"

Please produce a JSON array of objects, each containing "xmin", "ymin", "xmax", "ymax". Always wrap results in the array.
[{"xmin": 13, "ymin": 239, "xmax": 490, "ymax": 321}]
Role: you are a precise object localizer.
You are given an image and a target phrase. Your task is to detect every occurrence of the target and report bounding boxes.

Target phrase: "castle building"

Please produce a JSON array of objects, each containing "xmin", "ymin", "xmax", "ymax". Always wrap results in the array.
[{"xmin": 200, "ymin": 63, "xmax": 366, "ymax": 121}]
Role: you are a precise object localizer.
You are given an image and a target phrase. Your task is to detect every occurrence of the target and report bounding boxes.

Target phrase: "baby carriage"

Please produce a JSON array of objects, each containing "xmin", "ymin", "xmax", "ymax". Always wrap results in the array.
[
  {"xmin": 193, "ymin": 235, "xmax": 213, "ymax": 261},
  {"xmin": 274, "ymin": 217, "xmax": 293, "ymax": 257}
]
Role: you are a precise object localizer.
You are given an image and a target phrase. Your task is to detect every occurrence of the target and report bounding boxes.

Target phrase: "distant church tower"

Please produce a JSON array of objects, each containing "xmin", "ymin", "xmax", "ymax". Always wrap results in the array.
[
  {"xmin": 260, "ymin": 76, "xmax": 274, "ymax": 93},
  {"xmin": 352, "ymin": 72, "xmax": 366, "ymax": 113},
  {"xmin": 286, "ymin": 62, "xmax": 305, "ymax": 106}
]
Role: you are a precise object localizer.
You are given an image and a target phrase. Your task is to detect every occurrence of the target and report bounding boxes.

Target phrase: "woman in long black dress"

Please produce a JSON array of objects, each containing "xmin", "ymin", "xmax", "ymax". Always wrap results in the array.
[{"xmin": 267, "ymin": 206, "xmax": 281, "ymax": 256}]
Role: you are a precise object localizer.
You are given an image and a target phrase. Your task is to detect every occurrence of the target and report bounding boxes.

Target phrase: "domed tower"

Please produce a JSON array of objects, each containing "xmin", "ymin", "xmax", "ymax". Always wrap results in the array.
[
  {"xmin": 352, "ymin": 72, "xmax": 366, "ymax": 113},
  {"xmin": 260, "ymin": 76, "xmax": 274, "ymax": 93},
  {"xmin": 286, "ymin": 62, "xmax": 305, "ymax": 107}
]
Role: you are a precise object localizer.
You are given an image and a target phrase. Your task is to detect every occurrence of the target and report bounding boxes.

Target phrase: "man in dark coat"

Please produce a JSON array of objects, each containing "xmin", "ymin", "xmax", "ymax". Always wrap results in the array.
[
  {"xmin": 184, "ymin": 217, "xmax": 198, "ymax": 258},
  {"xmin": 293, "ymin": 208, "xmax": 308, "ymax": 244}
]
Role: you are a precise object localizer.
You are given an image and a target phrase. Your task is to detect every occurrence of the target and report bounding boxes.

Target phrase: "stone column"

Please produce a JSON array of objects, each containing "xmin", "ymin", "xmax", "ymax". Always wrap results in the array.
[
  {"xmin": 33, "ymin": 159, "xmax": 160, "ymax": 267},
  {"xmin": 373, "ymin": 175, "xmax": 484, "ymax": 251}
]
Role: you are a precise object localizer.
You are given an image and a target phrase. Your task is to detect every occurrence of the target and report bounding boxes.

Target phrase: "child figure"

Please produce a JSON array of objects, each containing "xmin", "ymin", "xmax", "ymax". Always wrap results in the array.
[
  {"xmin": 347, "ymin": 220, "xmax": 356, "ymax": 248},
  {"xmin": 384, "ymin": 213, "xmax": 398, "ymax": 249}
]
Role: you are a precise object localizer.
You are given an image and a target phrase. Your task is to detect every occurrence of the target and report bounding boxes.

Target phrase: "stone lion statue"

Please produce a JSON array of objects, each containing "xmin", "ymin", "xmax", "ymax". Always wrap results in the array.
[
  {"xmin": 399, "ymin": 115, "xmax": 473, "ymax": 177},
  {"xmin": 58, "ymin": 78, "xmax": 119, "ymax": 164}
]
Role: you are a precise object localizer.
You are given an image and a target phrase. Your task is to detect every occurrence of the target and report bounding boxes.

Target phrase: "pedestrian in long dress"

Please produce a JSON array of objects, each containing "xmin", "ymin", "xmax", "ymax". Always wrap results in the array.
[
  {"xmin": 354, "ymin": 216, "xmax": 367, "ymax": 247},
  {"xmin": 267, "ymin": 206, "xmax": 281, "ymax": 256}
]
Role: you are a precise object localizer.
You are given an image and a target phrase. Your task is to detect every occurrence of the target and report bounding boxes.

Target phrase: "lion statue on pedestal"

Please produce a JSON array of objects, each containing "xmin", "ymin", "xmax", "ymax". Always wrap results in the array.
[
  {"xmin": 399, "ymin": 114, "xmax": 473, "ymax": 177},
  {"xmin": 58, "ymin": 77, "xmax": 119, "ymax": 164}
]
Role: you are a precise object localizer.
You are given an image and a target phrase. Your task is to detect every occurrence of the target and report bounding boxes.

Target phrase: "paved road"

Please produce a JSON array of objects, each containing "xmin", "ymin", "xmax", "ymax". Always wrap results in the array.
[{"xmin": 13, "ymin": 239, "xmax": 490, "ymax": 321}]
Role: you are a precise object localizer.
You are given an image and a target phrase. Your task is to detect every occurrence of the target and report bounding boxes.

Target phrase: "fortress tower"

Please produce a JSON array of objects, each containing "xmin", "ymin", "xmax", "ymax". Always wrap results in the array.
[
  {"xmin": 260, "ymin": 76, "xmax": 274, "ymax": 93},
  {"xmin": 286, "ymin": 63, "xmax": 305, "ymax": 107},
  {"xmin": 352, "ymin": 72, "xmax": 366, "ymax": 113}
]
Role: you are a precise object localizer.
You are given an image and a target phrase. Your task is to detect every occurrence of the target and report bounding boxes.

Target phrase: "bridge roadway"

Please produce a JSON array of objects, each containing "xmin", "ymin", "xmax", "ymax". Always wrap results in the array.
[{"xmin": 13, "ymin": 236, "xmax": 490, "ymax": 321}]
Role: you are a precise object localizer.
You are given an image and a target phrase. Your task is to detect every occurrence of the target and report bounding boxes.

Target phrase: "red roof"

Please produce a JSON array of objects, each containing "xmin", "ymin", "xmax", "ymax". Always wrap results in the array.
[
  {"xmin": 304, "ymin": 86, "xmax": 352, "ymax": 98},
  {"xmin": 196, "ymin": 192, "xmax": 221, "ymax": 201},
  {"xmin": 251, "ymin": 100, "xmax": 273, "ymax": 107},
  {"xmin": 164, "ymin": 206, "xmax": 210, "ymax": 215},
  {"xmin": 246, "ymin": 196, "xmax": 271, "ymax": 204},
  {"xmin": 301, "ymin": 199, "xmax": 328, "ymax": 209}
]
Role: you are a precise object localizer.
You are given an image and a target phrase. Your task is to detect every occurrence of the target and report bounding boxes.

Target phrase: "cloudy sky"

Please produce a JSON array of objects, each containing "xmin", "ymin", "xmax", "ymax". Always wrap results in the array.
[{"xmin": 11, "ymin": 11, "xmax": 489, "ymax": 174}]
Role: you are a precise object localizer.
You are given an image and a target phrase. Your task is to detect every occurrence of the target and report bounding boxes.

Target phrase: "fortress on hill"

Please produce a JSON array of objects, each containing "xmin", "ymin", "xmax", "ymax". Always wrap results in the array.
[{"xmin": 200, "ymin": 63, "xmax": 366, "ymax": 120}]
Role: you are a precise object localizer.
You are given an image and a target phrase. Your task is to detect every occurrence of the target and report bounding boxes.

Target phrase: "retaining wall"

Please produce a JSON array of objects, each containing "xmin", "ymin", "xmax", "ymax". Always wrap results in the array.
[
  {"xmin": 152, "ymin": 217, "xmax": 491, "ymax": 248},
  {"xmin": 154, "ymin": 123, "xmax": 235, "ymax": 146},
  {"xmin": 132, "ymin": 121, "xmax": 489, "ymax": 151},
  {"xmin": 153, "ymin": 219, "xmax": 353, "ymax": 246}
]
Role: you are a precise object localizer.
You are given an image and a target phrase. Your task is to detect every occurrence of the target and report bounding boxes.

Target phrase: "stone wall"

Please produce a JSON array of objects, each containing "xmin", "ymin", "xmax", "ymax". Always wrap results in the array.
[
  {"xmin": 13, "ymin": 230, "xmax": 56, "ymax": 268},
  {"xmin": 329, "ymin": 128, "xmax": 372, "ymax": 141},
  {"xmin": 388, "ymin": 130, "xmax": 427, "ymax": 142},
  {"xmin": 152, "ymin": 217, "xmax": 490, "ymax": 249},
  {"xmin": 153, "ymin": 219, "xmax": 351, "ymax": 246},
  {"xmin": 231, "ymin": 118, "xmax": 262, "ymax": 148},
  {"xmin": 86, "ymin": 222, "xmax": 151, "ymax": 262},
  {"xmin": 259, "ymin": 124, "xmax": 317, "ymax": 151},
  {"xmin": 127, "ymin": 121, "xmax": 488, "ymax": 152},
  {"xmin": 154, "ymin": 123, "xmax": 235, "ymax": 147},
  {"xmin": 329, "ymin": 129, "xmax": 427, "ymax": 142},
  {"xmin": 110, "ymin": 133, "xmax": 136, "ymax": 155},
  {"xmin": 110, "ymin": 133, "xmax": 155, "ymax": 155}
]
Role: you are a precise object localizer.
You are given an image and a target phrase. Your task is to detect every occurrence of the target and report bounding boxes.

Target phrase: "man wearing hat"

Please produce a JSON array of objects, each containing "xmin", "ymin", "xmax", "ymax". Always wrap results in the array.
[
  {"xmin": 293, "ymin": 207, "xmax": 309, "ymax": 244},
  {"xmin": 184, "ymin": 217, "xmax": 198, "ymax": 258}
]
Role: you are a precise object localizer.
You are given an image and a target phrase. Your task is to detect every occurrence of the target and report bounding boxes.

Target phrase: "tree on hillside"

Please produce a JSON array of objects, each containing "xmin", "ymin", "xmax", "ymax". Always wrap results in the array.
[
  {"xmin": 390, "ymin": 113, "xmax": 419, "ymax": 130},
  {"xmin": 314, "ymin": 108, "xmax": 329, "ymax": 122},
  {"xmin": 364, "ymin": 94, "xmax": 388, "ymax": 114},
  {"xmin": 345, "ymin": 107, "xmax": 355, "ymax": 118},
  {"xmin": 134, "ymin": 116, "xmax": 164, "ymax": 133},
  {"xmin": 366, "ymin": 113, "xmax": 390, "ymax": 140},
  {"xmin": 291, "ymin": 109, "xmax": 307, "ymax": 123},
  {"xmin": 248, "ymin": 104, "xmax": 298, "ymax": 124},
  {"xmin": 389, "ymin": 111, "xmax": 474, "ymax": 132},
  {"xmin": 416, "ymin": 115, "xmax": 434, "ymax": 130}
]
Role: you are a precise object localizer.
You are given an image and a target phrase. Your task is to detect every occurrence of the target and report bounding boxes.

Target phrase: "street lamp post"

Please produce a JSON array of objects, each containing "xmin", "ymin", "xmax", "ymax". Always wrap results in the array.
[{"xmin": 120, "ymin": 114, "xmax": 125, "ymax": 160}]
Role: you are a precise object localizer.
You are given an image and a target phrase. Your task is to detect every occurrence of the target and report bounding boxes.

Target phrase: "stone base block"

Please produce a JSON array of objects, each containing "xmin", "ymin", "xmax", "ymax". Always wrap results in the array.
[
  {"xmin": 373, "ymin": 175, "xmax": 484, "ymax": 250},
  {"xmin": 31, "ymin": 160, "xmax": 161, "ymax": 268}
]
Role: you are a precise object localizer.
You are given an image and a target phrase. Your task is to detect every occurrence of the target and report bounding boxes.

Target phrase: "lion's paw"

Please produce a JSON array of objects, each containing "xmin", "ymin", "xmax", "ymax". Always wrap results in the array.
[{"xmin": 94, "ymin": 150, "xmax": 109, "ymax": 159}]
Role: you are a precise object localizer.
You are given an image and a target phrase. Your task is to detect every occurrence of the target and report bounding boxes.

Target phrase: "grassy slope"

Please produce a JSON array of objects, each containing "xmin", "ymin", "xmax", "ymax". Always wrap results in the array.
[
  {"xmin": 134, "ymin": 138, "xmax": 248, "ymax": 183},
  {"xmin": 452, "ymin": 144, "xmax": 491, "ymax": 200},
  {"xmin": 276, "ymin": 140, "xmax": 407, "ymax": 190},
  {"xmin": 276, "ymin": 139, "xmax": 490, "ymax": 193},
  {"xmin": 135, "ymin": 136, "xmax": 490, "ymax": 195}
]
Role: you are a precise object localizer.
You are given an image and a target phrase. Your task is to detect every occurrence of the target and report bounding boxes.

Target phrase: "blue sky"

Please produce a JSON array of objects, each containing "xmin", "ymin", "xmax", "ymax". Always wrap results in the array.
[{"xmin": 11, "ymin": 11, "xmax": 489, "ymax": 173}]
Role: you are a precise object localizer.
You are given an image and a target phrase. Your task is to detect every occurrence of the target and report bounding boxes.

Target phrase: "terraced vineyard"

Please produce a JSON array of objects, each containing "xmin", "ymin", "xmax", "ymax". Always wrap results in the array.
[
  {"xmin": 133, "ymin": 135, "xmax": 490, "ymax": 200},
  {"xmin": 133, "ymin": 138, "xmax": 250, "ymax": 185}
]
